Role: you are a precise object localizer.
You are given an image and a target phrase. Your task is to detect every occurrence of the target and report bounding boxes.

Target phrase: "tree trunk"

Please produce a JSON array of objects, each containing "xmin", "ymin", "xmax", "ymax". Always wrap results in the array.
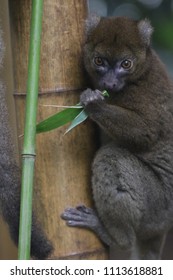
[{"xmin": 9, "ymin": 0, "xmax": 108, "ymax": 259}]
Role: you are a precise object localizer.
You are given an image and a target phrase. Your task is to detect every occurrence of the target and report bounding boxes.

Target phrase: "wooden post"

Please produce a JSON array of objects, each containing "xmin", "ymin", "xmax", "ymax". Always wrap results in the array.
[{"xmin": 9, "ymin": 0, "xmax": 108, "ymax": 259}]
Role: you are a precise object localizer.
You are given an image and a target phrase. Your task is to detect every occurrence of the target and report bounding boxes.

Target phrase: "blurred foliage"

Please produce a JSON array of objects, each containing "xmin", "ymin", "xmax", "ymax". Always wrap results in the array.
[{"xmin": 154, "ymin": 18, "xmax": 173, "ymax": 51}]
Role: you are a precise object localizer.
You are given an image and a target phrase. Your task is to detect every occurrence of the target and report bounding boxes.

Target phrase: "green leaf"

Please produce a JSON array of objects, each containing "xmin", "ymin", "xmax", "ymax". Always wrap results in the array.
[
  {"xmin": 102, "ymin": 90, "xmax": 109, "ymax": 97},
  {"xmin": 65, "ymin": 109, "xmax": 88, "ymax": 134},
  {"xmin": 36, "ymin": 90, "xmax": 109, "ymax": 134},
  {"xmin": 36, "ymin": 107, "xmax": 83, "ymax": 133},
  {"xmin": 42, "ymin": 104, "xmax": 83, "ymax": 109}
]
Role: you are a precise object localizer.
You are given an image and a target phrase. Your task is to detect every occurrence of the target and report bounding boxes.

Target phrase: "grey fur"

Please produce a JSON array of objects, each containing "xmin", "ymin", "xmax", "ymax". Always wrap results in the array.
[
  {"xmin": 0, "ymin": 29, "xmax": 53, "ymax": 259},
  {"xmin": 61, "ymin": 16, "xmax": 173, "ymax": 259},
  {"xmin": 137, "ymin": 19, "xmax": 153, "ymax": 46},
  {"xmin": 85, "ymin": 14, "xmax": 101, "ymax": 35}
]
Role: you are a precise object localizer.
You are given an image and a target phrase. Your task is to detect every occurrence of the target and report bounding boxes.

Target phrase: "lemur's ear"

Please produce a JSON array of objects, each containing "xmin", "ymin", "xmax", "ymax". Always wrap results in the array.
[
  {"xmin": 138, "ymin": 19, "xmax": 153, "ymax": 46},
  {"xmin": 85, "ymin": 14, "xmax": 101, "ymax": 35}
]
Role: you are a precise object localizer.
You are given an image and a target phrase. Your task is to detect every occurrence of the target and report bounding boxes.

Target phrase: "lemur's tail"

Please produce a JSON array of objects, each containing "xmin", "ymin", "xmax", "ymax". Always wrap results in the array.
[{"xmin": 0, "ymin": 155, "xmax": 53, "ymax": 259}]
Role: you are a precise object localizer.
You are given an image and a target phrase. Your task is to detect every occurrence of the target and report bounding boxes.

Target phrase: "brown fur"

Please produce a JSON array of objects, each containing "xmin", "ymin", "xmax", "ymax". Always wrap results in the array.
[{"xmin": 61, "ymin": 16, "xmax": 173, "ymax": 259}]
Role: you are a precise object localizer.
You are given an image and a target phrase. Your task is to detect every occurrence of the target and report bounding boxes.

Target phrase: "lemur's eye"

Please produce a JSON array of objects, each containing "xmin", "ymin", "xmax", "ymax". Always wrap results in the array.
[
  {"xmin": 121, "ymin": 59, "xmax": 133, "ymax": 70},
  {"xmin": 94, "ymin": 57, "xmax": 104, "ymax": 66}
]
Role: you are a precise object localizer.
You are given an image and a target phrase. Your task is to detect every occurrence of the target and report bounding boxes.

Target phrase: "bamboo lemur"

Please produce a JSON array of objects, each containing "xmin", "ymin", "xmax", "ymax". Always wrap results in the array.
[
  {"xmin": 0, "ymin": 29, "xmax": 53, "ymax": 259},
  {"xmin": 61, "ymin": 16, "xmax": 173, "ymax": 259}
]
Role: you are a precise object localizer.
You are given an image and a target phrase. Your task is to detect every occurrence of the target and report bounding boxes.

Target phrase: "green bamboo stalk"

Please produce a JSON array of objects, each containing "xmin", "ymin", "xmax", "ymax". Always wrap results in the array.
[{"xmin": 18, "ymin": 0, "xmax": 43, "ymax": 260}]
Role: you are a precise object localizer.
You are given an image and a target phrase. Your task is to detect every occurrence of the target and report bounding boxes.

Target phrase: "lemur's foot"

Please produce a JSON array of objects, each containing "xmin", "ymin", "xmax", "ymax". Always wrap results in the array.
[
  {"xmin": 61, "ymin": 205, "xmax": 100, "ymax": 230},
  {"xmin": 61, "ymin": 205, "xmax": 113, "ymax": 246}
]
